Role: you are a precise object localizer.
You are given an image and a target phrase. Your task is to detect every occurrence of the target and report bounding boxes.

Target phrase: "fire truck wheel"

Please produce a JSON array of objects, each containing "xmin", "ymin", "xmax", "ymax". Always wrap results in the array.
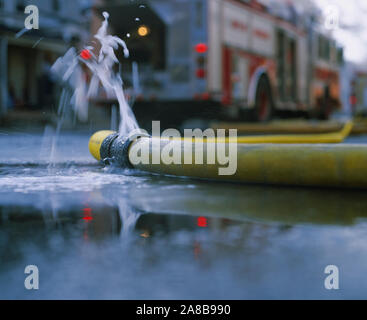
[
  {"xmin": 318, "ymin": 87, "xmax": 333, "ymax": 120},
  {"xmin": 253, "ymin": 75, "xmax": 273, "ymax": 122}
]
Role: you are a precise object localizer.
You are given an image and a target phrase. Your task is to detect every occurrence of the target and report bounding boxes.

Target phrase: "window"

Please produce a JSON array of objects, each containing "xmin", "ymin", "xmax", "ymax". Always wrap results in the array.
[
  {"xmin": 337, "ymin": 48, "xmax": 344, "ymax": 65},
  {"xmin": 289, "ymin": 38, "xmax": 297, "ymax": 101},
  {"xmin": 325, "ymin": 40, "xmax": 330, "ymax": 61},
  {"xmin": 318, "ymin": 35, "xmax": 323, "ymax": 59},
  {"xmin": 318, "ymin": 35, "xmax": 331, "ymax": 61},
  {"xmin": 330, "ymin": 41, "xmax": 338, "ymax": 63},
  {"xmin": 276, "ymin": 30, "xmax": 285, "ymax": 101}
]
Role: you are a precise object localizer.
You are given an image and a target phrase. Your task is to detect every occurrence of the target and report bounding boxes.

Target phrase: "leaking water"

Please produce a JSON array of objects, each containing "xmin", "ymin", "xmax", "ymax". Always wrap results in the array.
[
  {"xmin": 15, "ymin": 28, "xmax": 30, "ymax": 39},
  {"xmin": 45, "ymin": 10, "xmax": 143, "ymax": 236},
  {"xmin": 51, "ymin": 11, "xmax": 139, "ymax": 137}
]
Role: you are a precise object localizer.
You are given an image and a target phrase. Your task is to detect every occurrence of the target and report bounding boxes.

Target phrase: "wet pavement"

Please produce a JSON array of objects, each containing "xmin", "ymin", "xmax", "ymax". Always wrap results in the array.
[{"xmin": 1, "ymin": 129, "xmax": 367, "ymax": 299}]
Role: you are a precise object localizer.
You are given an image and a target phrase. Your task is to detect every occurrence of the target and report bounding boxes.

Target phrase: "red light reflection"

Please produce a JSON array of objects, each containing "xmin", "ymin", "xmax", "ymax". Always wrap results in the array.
[
  {"xmin": 83, "ymin": 207, "xmax": 93, "ymax": 222},
  {"xmin": 197, "ymin": 217, "xmax": 207, "ymax": 228}
]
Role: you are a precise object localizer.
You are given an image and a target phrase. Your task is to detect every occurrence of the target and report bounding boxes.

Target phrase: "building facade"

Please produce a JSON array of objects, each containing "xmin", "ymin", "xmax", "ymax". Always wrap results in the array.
[{"xmin": 0, "ymin": 0, "xmax": 91, "ymax": 116}]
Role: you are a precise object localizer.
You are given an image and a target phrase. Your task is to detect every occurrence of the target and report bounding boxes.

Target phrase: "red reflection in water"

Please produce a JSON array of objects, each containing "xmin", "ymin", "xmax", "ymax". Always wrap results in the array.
[
  {"xmin": 194, "ymin": 241, "xmax": 201, "ymax": 259},
  {"xmin": 83, "ymin": 207, "xmax": 93, "ymax": 221},
  {"xmin": 197, "ymin": 217, "xmax": 207, "ymax": 228},
  {"xmin": 83, "ymin": 230, "xmax": 89, "ymax": 241}
]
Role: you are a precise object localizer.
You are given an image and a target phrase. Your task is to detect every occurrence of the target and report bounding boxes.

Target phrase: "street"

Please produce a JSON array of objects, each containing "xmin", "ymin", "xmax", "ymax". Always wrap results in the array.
[{"xmin": 0, "ymin": 131, "xmax": 367, "ymax": 299}]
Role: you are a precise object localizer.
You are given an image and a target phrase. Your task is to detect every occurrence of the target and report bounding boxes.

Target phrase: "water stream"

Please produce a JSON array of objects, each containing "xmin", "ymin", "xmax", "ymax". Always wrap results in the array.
[
  {"xmin": 49, "ymin": 11, "xmax": 142, "ymax": 235},
  {"xmin": 51, "ymin": 11, "xmax": 139, "ymax": 138}
]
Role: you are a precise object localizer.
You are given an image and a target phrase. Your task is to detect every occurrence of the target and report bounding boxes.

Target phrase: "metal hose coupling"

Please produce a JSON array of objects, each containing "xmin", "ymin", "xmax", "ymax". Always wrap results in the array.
[{"xmin": 89, "ymin": 129, "xmax": 151, "ymax": 168}]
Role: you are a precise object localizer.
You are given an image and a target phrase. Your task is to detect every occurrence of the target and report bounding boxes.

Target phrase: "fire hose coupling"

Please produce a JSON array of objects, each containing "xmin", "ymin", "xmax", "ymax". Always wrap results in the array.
[{"xmin": 89, "ymin": 129, "xmax": 151, "ymax": 168}]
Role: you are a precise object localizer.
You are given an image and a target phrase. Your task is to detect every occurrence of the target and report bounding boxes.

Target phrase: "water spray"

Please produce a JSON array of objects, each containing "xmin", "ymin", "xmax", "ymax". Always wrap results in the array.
[{"xmin": 51, "ymin": 11, "xmax": 138, "ymax": 136}]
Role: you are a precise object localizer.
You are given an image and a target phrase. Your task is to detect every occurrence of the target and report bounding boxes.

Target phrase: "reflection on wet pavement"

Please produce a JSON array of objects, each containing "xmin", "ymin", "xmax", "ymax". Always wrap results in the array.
[{"xmin": 1, "ymin": 132, "xmax": 367, "ymax": 299}]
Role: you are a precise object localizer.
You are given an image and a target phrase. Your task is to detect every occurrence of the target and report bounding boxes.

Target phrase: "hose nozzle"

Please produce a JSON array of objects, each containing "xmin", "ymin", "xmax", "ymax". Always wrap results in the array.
[{"xmin": 89, "ymin": 129, "xmax": 150, "ymax": 167}]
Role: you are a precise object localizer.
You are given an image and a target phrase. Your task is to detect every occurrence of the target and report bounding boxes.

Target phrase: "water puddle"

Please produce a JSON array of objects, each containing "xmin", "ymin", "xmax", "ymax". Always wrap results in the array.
[{"xmin": 1, "ymin": 181, "xmax": 367, "ymax": 299}]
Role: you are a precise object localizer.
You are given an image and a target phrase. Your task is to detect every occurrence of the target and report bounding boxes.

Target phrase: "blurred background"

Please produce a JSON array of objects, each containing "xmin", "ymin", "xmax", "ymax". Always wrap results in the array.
[{"xmin": 1, "ymin": 0, "xmax": 367, "ymax": 131}]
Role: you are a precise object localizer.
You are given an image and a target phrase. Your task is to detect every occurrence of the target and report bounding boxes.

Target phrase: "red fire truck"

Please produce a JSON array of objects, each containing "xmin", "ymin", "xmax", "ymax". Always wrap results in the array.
[{"xmin": 98, "ymin": 0, "xmax": 344, "ymax": 124}]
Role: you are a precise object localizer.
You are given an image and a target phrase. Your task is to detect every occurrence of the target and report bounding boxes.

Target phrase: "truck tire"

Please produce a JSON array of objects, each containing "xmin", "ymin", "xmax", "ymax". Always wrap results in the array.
[
  {"xmin": 253, "ymin": 75, "xmax": 273, "ymax": 122},
  {"xmin": 318, "ymin": 87, "xmax": 333, "ymax": 120}
]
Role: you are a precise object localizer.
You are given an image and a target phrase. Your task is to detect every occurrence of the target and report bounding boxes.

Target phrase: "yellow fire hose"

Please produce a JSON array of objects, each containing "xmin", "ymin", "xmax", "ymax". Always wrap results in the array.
[
  {"xmin": 213, "ymin": 121, "xmax": 354, "ymax": 144},
  {"xmin": 211, "ymin": 120, "xmax": 345, "ymax": 135},
  {"xmin": 214, "ymin": 119, "xmax": 367, "ymax": 136},
  {"xmin": 89, "ymin": 121, "xmax": 367, "ymax": 189}
]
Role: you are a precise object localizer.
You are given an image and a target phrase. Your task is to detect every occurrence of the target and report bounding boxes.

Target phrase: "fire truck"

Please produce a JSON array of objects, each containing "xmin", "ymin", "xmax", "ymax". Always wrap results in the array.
[{"xmin": 97, "ymin": 0, "xmax": 344, "ymax": 125}]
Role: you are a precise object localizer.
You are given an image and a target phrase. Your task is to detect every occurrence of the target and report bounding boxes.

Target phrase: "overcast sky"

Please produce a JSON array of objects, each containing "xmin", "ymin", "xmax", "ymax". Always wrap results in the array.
[{"xmin": 314, "ymin": 0, "xmax": 367, "ymax": 64}]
